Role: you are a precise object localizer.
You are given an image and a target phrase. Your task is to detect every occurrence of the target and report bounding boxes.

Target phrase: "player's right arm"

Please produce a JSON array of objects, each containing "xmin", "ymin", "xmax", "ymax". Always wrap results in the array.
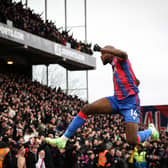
[{"xmin": 101, "ymin": 45, "xmax": 128, "ymax": 61}]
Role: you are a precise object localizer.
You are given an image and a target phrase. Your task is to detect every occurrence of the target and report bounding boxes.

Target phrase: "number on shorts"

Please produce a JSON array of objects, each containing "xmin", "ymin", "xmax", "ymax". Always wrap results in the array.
[{"xmin": 130, "ymin": 109, "xmax": 137, "ymax": 120}]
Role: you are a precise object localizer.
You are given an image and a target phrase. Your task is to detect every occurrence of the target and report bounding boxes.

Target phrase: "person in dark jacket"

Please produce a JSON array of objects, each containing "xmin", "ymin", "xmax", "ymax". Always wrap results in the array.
[
  {"xmin": 26, "ymin": 145, "xmax": 38, "ymax": 168},
  {"xmin": 86, "ymin": 152, "xmax": 97, "ymax": 168}
]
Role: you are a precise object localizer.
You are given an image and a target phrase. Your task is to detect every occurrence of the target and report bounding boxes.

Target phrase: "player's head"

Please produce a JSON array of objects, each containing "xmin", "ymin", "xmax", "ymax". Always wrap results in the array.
[
  {"xmin": 101, "ymin": 53, "xmax": 114, "ymax": 65},
  {"xmin": 101, "ymin": 45, "xmax": 115, "ymax": 65}
]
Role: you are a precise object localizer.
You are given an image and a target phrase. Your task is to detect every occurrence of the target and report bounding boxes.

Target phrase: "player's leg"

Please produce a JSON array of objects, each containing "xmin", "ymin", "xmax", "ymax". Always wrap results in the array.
[
  {"xmin": 126, "ymin": 122, "xmax": 159, "ymax": 145},
  {"xmin": 125, "ymin": 122, "xmax": 154, "ymax": 145},
  {"xmin": 126, "ymin": 122, "xmax": 138, "ymax": 145},
  {"xmin": 45, "ymin": 97, "xmax": 115, "ymax": 148},
  {"xmin": 63, "ymin": 97, "xmax": 114, "ymax": 139},
  {"xmin": 123, "ymin": 95, "xmax": 159, "ymax": 145}
]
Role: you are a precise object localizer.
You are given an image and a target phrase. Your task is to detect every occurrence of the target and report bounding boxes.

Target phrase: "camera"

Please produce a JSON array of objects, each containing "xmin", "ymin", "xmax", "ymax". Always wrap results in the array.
[{"xmin": 93, "ymin": 44, "xmax": 101, "ymax": 52}]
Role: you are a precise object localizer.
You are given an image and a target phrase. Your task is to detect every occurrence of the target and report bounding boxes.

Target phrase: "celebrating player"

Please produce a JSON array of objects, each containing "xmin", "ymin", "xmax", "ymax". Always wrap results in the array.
[{"xmin": 45, "ymin": 45, "xmax": 159, "ymax": 149}]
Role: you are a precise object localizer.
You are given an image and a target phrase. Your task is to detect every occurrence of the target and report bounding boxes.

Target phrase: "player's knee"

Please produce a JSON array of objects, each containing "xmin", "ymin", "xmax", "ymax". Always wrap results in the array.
[
  {"xmin": 82, "ymin": 104, "xmax": 91, "ymax": 115},
  {"xmin": 126, "ymin": 137, "xmax": 137, "ymax": 145}
]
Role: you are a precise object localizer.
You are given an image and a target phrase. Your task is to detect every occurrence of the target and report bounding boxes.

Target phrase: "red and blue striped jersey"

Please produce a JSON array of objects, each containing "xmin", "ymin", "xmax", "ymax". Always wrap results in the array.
[{"xmin": 112, "ymin": 57, "xmax": 139, "ymax": 100}]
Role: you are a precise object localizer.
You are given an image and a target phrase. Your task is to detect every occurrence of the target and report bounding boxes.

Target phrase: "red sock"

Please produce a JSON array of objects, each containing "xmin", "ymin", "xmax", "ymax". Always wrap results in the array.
[
  {"xmin": 137, "ymin": 135, "xmax": 141, "ymax": 144},
  {"xmin": 78, "ymin": 111, "xmax": 88, "ymax": 119}
]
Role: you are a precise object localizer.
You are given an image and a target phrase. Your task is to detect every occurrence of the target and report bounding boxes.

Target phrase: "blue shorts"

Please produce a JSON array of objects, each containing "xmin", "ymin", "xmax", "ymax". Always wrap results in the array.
[{"xmin": 107, "ymin": 94, "xmax": 140, "ymax": 123}]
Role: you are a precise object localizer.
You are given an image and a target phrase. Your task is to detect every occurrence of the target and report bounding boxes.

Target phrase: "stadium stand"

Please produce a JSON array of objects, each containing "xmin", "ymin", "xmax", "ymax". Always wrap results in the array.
[
  {"xmin": 0, "ymin": 0, "xmax": 93, "ymax": 55},
  {"xmin": 0, "ymin": 73, "xmax": 168, "ymax": 168}
]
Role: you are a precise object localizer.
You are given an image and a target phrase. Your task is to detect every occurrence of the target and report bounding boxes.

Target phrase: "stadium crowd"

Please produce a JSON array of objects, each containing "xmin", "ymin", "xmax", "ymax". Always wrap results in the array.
[
  {"xmin": 0, "ymin": 72, "xmax": 168, "ymax": 168},
  {"xmin": 0, "ymin": 0, "xmax": 93, "ymax": 55}
]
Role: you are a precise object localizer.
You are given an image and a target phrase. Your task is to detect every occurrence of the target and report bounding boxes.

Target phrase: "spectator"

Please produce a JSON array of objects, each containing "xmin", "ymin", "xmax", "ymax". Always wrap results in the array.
[
  {"xmin": 0, "ymin": 141, "xmax": 10, "ymax": 168},
  {"xmin": 97, "ymin": 143, "xmax": 112, "ymax": 168},
  {"xmin": 86, "ymin": 151, "xmax": 97, "ymax": 168},
  {"xmin": 26, "ymin": 145, "xmax": 38, "ymax": 168},
  {"xmin": 0, "ymin": 119, "xmax": 8, "ymax": 137},
  {"xmin": 133, "ymin": 144, "xmax": 147, "ymax": 168},
  {"xmin": 16, "ymin": 144, "xmax": 26, "ymax": 168},
  {"xmin": 35, "ymin": 150, "xmax": 46, "ymax": 168}
]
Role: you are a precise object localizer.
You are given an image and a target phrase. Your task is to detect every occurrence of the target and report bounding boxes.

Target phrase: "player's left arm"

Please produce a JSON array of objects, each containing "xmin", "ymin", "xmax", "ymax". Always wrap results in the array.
[
  {"xmin": 131, "ymin": 69, "xmax": 140, "ymax": 86},
  {"xmin": 135, "ymin": 78, "xmax": 140, "ymax": 86}
]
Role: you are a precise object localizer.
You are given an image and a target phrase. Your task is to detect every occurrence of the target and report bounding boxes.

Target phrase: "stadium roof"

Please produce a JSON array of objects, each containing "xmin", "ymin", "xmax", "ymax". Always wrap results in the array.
[{"xmin": 0, "ymin": 22, "xmax": 96, "ymax": 71}]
